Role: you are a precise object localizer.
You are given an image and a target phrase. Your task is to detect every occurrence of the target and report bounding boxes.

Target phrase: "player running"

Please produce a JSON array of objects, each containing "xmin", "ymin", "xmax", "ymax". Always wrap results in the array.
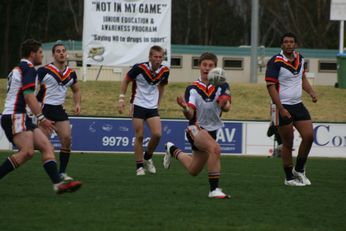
[
  {"xmin": 0, "ymin": 39, "xmax": 81, "ymax": 193},
  {"xmin": 163, "ymin": 52, "xmax": 231, "ymax": 199}
]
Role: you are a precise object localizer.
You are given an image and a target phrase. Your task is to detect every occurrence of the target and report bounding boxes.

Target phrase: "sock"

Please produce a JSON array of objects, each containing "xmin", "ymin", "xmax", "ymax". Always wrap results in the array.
[
  {"xmin": 169, "ymin": 146, "xmax": 182, "ymax": 159},
  {"xmin": 59, "ymin": 150, "xmax": 71, "ymax": 173},
  {"xmin": 143, "ymin": 151, "xmax": 152, "ymax": 160},
  {"xmin": 43, "ymin": 160, "xmax": 60, "ymax": 184},
  {"xmin": 0, "ymin": 157, "xmax": 18, "ymax": 179},
  {"xmin": 208, "ymin": 172, "xmax": 220, "ymax": 191},
  {"xmin": 136, "ymin": 160, "xmax": 144, "ymax": 169},
  {"xmin": 284, "ymin": 166, "xmax": 294, "ymax": 180},
  {"xmin": 295, "ymin": 157, "xmax": 307, "ymax": 172}
]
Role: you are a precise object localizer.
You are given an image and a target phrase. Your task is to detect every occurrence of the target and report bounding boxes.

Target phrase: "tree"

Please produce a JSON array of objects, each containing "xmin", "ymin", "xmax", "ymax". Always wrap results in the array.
[
  {"xmin": 260, "ymin": 0, "xmax": 338, "ymax": 48},
  {"xmin": 0, "ymin": 0, "xmax": 340, "ymax": 77}
]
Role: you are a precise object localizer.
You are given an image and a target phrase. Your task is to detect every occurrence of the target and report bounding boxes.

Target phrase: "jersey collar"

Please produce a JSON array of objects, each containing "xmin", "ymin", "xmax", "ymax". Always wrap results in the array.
[
  {"xmin": 280, "ymin": 50, "xmax": 298, "ymax": 61},
  {"xmin": 20, "ymin": 58, "xmax": 33, "ymax": 66}
]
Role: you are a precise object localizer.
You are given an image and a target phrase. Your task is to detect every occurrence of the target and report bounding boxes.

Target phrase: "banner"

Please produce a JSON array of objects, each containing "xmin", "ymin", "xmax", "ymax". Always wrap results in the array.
[
  {"xmin": 330, "ymin": 0, "xmax": 346, "ymax": 20},
  {"xmin": 48, "ymin": 117, "xmax": 243, "ymax": 154},
  {"xmin": 82, "ymin": 0, "xmax": 171, "ymax": 67},
  {"xmin": 246, "ymin": 121, "xmax": 346, "ymax": 157},
  {"xmin": 4, "ymin": 115, "xmax": 344, "ymax": 157}
]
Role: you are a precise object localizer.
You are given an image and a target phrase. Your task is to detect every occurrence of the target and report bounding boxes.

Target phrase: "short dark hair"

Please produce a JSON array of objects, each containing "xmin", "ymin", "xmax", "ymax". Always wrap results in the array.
[
  {"xmin": 280, "ymin": 32, "xmax": 297, "ymax": 44},
  {"xmin": 21, "ymin": 39, "xmax": 42, "ymax": 58},
  {"xmin": 149, "ymin": 45, "xmax": 164, "ymax": 56},
  {"xmin": 52, "ymin": 43, "xmax": 65, "ymax": 54},
  {"xmin": 198, "ymin": 52, "xmax": 218, "ymax": 66}
]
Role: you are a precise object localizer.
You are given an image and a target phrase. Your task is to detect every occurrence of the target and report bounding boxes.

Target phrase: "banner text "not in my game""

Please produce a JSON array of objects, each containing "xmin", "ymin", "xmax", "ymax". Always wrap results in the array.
[{"xmin": 93, "ymin": 2, "xmax": 165, "ymax": 14}]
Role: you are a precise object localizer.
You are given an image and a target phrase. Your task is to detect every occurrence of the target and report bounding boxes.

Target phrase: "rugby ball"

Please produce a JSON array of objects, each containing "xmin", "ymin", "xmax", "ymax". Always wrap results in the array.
[{"xmin": 208, "ymin": 67, "xmax": 226, "ymax": 86}]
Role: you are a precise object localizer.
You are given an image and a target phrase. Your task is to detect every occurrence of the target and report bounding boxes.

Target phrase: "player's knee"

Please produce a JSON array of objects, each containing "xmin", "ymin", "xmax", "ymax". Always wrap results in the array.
[
  {"xmin": 61, "ymin": 136, "xmax": 71, "ymax": 148},
  {"xmin": 151, "ymin": 131, "xmax": 161, "ymax": 140},
  {"xmin": 303, "ymin": 133, "xmax": 314, "ymax": 144},
  {"xmin": 22, "ymin": 148, "xmax": 35, "ymax": 160},
  {"xmin": 207, "ymin": 143, "xmax": 221, "ymax": 157},
  {"xmin": 136, "ymin": 134, "xmax": 144, "ymax": 142},
  {"xmin": 189, "ymin": 169, "xmax": 201, "ymax": 177},
  {"xmin": 214, "ymin": 144, "xmax": 221, "ymax": 156},
  {"xmin": 282, "ymin": 138, "xmax": 293, "ymax": 148},
  {"xmin": 41, "ymin": 142, "xmax": 54, "ymax": 154},
  {"xmin": 190, "ymin": 171, "xmax": 199, "ymax": 177}
]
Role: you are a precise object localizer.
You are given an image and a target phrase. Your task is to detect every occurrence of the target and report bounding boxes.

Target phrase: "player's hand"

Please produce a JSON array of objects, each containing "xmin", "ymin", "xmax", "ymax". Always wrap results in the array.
[
  {"xmin": 39, "ymin": 119, "xmax": 55, "ymax": 133},
  {"xmin": 310, "ymin": 92, "xmax": 318, "ymax": 103},
  {"xmin": 279, "ymin": 108, "xmax": 292, "ymax": 122},
  {"xmin": 217, "ymin": 95, "xmax": 230, "ymax": 107},
  {"xmin": 74, "ymin": 105, "xmax": 81, "ymax": 115},
  {"xmin": 118, "ymin": 99, "xmax": 125, "ymax": 114},
  {"xmin": 176, "ymin": 96, "xmax": 187, "ymax": 108}
]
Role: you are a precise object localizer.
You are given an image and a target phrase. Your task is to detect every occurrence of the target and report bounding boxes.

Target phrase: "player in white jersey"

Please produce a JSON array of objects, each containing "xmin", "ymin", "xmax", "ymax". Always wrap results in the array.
[
  {"xmin": 265, "ymin": 32, "xmax": 317, "ymax": 186},
  {"xmin": 0, "ymin": 39, "xmax": 81, "ymax": 193},
  {"xmin": 117, "ymin": 45, "xmax": 169, "ymax": 176},
  {"xmin": 37, "ymin": 43, "xmax": 81, "ymax": 181},
  {"xmin": 163, "ymin": 52, "xmax": 231, "ymax": 199}
]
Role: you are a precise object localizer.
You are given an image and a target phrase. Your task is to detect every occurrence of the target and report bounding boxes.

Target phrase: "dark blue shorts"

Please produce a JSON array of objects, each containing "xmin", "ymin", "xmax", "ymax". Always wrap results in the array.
[
  {"xmin": 1, "ymin": 114, "xmax": 37, "ymax": 143},
  {"xmin": 279, "ymin": 103, "xmax": 311, "ymax": 126},
  {"xmin": 186, "ymin": 128, "xmax": 217, "ymax": 151},
  {"xmin": 132, "ymin": 105, "xmax": 159, "ymax": 120},
  {"xmin": 42, "ymin": 104, "xmax": 69, "ymax": 122}
]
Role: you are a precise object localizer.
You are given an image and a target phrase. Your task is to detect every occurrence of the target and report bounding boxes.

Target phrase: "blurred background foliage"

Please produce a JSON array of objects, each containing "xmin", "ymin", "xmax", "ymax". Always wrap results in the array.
[{"xmin": 0, "ymin": 0, "xmax": 338, "ymax": 76}]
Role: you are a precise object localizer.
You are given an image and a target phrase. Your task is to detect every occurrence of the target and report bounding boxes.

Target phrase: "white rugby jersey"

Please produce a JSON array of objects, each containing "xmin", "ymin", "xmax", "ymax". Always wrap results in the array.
[
  {"xmin": 127, "ymin": 62, "xmax": 169, "ymax": 109},
  {"xmin": 36, "ymin": 63, "xmax": 77, "ymax": 105},
  {"xmin": 265, "ymin": 50, "xmax": 305, "ymax": 105},
  {"xmin": 2, "ymin": 59, "xmax": 37, "ymax": 115},
  {"xmin": 185, "ymin": 79, "xmax": 231, "ymax": 131}
]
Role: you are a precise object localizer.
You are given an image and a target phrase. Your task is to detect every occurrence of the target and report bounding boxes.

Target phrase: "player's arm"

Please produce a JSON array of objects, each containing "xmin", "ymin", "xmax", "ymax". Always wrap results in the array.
[
  {"xmin": 24, "ymin": 91, "xmax": 55, "ymax": 131},
  {"xmin": 71, "ymin": 82, "xmax": 81, "ymax": 115},
  {"xmin": 218, "ymin": 95, "xmax": 231, "ymax": 112},
  {"xmin": 117, "ymin": 75, "xmax": 131, "ymax": 114},
  {"xmin": 176, "ymin": 96, "xmax": 194, "ymax": 120},
  {"xmin": 265, "ymin": 58, "xmax": 291, "ymax": 120},
  {"xmin": 266, "ymin": 82, "xmax": 291, "ymax": 120},
  {"xmin": 302, "ymin": 73, "xmax": 317, "ymax": 103},
  {"xmin": 157, "ymin": 83, "xmax": 166, "ymax": 108}
]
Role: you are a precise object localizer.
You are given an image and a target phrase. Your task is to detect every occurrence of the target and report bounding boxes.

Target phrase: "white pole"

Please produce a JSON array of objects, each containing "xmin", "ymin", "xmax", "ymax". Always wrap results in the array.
[
  {"xmin": 339, "ymin": 20, "xmax": 344, "ymax": 54},
  {"xmin": 82, "ymin": 49, "xmax": 87, "ymax": 82},
  {"xmin": 83, "ymin": 63, "xmax": 87, "ymax": 82},
  {"xmin": 250, "ymin": 0, "xmax": 259, "ymax": 83}
]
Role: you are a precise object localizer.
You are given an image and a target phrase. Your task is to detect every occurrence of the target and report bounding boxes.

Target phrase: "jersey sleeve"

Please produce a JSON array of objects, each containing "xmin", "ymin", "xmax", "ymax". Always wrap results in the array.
[
  {"xmin": 184, "ymin": 85, "xmax": 196, "ymax": 110},
  {"xmin": 21, "ymin": 63, "xmax": 37, "ymax": 92},
  {"xmin": 220, "ymin": 82, "xmax": 231, "ymax": 96},
  {"xmin": 265, "ymin": 56, "xmax": 280, "ymax": 84},
  {"xmin": 71, "ymin": 71, "xmax": 78, "ymax": 84},
  {"xmin": 37, "ymin": 66, "xmax": 48, "ymax": 83},
  {"xmin": 159, "ymin": 67, "xmax": 170, "ymax": 85},
  {"xmin": 126, "ymin": 64, "xmax": 141, "ymax": 81}
]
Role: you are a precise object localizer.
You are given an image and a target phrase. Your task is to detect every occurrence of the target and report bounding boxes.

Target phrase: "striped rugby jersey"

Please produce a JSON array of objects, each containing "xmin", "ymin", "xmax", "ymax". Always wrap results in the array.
[
  {"xmin": 265, "ymin": 50, "xmax": 306, "ymax": 105},
  {"xmin": 2, "ymin": 59, "xmax": 37, "ymax": 115},
  {"xmin": 36, "ymin": 63, "xmax": 77, "ymax": 105},
  {"xmin": 185, "ymin": 78, "xmax": 231, "ymax": 131},
  {"xmin": 126, "ymin": 62, "xmax": 169, "ymax": 109}
]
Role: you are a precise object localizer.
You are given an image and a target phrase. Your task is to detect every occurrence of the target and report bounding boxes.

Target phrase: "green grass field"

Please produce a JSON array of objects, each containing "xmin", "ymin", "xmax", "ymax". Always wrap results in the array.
[
  {"xmin": 0, "ymin": 152, "xmax": 345, "ymax": 231},
  {"xmin": 1, "ymin": 79, "xmax": 345, "ymax": 231}
]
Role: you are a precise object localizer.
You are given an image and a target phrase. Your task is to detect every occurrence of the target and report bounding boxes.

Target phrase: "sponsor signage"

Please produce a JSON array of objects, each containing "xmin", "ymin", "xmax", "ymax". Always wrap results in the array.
[
  {"xmin": 2, "ymin": 115, "xmax": 344, "ymax": 157},
  {"xmin": 246, "ymin": 121, "xmax": 346, "ymax": 157},
  {"xmin": 50, "ymin": 117, "xmax": 242, "ymax": 154}
]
